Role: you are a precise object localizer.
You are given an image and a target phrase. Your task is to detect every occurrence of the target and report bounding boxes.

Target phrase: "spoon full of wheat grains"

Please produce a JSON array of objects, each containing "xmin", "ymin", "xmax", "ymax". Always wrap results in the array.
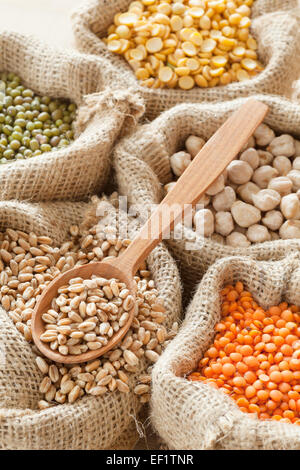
[{"xmin": 32, "ymin": 99, "xmax": 268, "ymax": 364}]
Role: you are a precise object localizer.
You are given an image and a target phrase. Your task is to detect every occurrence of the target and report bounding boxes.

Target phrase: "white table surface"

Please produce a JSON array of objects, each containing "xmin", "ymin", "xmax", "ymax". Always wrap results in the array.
[{"xmin": 0, "ymin": 0, "xmax": 83, "ymax": 49}]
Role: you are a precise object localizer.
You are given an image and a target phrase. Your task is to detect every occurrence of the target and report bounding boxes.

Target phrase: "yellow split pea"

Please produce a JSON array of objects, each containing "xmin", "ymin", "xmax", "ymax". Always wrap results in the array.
[{"xmin": 104, "ymin": 0, "xmax": 263, "ymax": 90}]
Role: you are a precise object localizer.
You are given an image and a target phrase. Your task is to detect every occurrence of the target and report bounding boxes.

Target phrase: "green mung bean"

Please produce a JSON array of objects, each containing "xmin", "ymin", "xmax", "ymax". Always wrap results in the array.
[{"xmin": 0, "ymin": 72, "xmax": 77, "ymax": 164}]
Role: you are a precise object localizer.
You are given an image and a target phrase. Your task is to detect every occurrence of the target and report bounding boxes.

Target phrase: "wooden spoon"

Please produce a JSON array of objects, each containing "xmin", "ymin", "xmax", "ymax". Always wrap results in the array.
[{"xmin": 32, "ymin": 99, "xmax": 268, "ymax": 364}]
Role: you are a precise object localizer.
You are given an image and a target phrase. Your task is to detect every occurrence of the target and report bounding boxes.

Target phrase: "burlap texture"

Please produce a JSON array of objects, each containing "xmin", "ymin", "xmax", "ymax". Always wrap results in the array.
[
  {"xmin": 0, "ymin": 31, "xmax": 144, "ymax": 202},
  {"xmin": 0, "ymin": 198, "xmax": 181, "ymax": 450},
  {"xmin": 113, "ymin": 94, "xmax": 300, "ymax": 296},
  {"xmin": 71, "ymin": 0, "xmax": 300, "ymax": 119},
  {"xmin": 151, "ymin": 253, "xmax": 300, "ymax": 450}
]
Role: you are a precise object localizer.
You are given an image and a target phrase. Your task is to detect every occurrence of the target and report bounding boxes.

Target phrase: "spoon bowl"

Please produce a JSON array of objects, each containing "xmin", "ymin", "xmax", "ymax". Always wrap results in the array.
[
  {"xmin": 32, "ymin": 258, "xmax": 137, "ymax": 364},
  {"xmin": 32, "ymin": 99, "xmax": 269, "ymax": 364}
]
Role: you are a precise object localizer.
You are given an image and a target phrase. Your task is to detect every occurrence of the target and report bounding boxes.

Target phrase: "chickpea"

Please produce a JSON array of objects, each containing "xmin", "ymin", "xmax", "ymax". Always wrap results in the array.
[
  {"xmin": 267, "ymin": 134, "xmax": 295, "ymax": 157},
  {"xmin": 252, "ymin": 189, "xmax": 281, "ymax": 211},
  {"xmin": 268, "ymin": 176, "xmax": 292, "ymax": 196},
  {"xmin": 280, "ymin": 193, "xmax": 300, "ymax": 219},
  {"xmin": 206, "ymin": 173, "xmax": 226, "ymax": 196},
  {"xmin": 293, "ymin": 157, "xmax": 300, "ymax": 170},
  {"xmin": 287, "ymin": 170, "xmax": 300, "ymax": 191},
  {"xmin": 294, "ymin": 139, "xmax": 300, "ymax": 157},
  {"xmin": 241, "ymin": 136, "xmax": 256, "ymax": 152},
  {"xmin": 236, "ymin": 181, "xmax": 260, "ymax": 204},
  {"xmin": 226, "ymin": 232, "xmax": 251, "ymax": 248},
  {"xmin": 257, "ymin": 150, "xmax": 273, "ymax": 166},
  {"xmin": 197, "ymin": 193, "xmax": 210, "ymax": 208},
  {"xmin": 164, "ymin": 182, "xmax": 176, "ymax": 194},
  {"xmin": 262, "ymin": 210, "xmax": 283, "ymax": 231},
  {"xmin": 231, "ymin": 201, "xmax": 261, "ymax": 228},
  {"xmin": 273, "ymin": 156, "xmax": 292, "ymax": 176},
  {"xmin": 170, "ymin": 151, "xmax": 191, "ymax": 176},
  {"xmin": 279, "ymin": 220, "xmax": 300, "ymax": 239},
  {"xmin": 270, "ymin": 231, "xmax": 280, "ymax": 240},
  {"xmin": 211, "ymin": 233, "xmax": 225, "ymax": 245},
  {"xmin": 227, "ymin": 160, "xmax": 253, "ymax": 185},
  {"xmin": 239, "ymin": 148, "xmax": 259, "ymax": 169},
  {"xmin": 212, "ymin": 186, "xmax": 236, "ymax": 211},
  {"xmin": 185, "ymin": 135, "xmax": 205, "ymax": 159},
  {"xmin": 215, "ymin": 211, "xmax": 234, "ymax": 237},
  {"xmin": 193, "ymin": 209, "xmax": 214, "ymax": 237},
  {"xmin": 252, "ymin": 165, "xmax": 278, "ymax": 189},
  {"xmin": 253, "ymin": 123, "xmax": 275, "ymax": 147},
  {"xmin": 246, "ymin": 224, "xmax": 271, "ymax": 243}
]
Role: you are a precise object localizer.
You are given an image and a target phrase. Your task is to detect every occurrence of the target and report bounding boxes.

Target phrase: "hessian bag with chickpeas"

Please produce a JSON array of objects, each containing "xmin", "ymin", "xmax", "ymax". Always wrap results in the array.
[
  {"xmin": 113, "ymin": 94, "xmax": 300, "ymax": 296},
  {"xmin": 71, "ymin": 0, "xmax": 300, "ymax": 119},
  {"xmin": 0, "ymin": 197, "xmax": 181, "ymax": 450},
  {"xmin": 151, "ymin": 253, "xmax": 300, "ymax": 450},
  {"xmin": 0, "ymin": 31, "xmax": 144, "ymax": 202}
]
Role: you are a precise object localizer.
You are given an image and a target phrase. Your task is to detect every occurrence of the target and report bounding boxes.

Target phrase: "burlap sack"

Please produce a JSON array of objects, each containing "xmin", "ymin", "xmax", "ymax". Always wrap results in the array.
[
  {"xmin": 113, "ymin": 94, "xmax": 300, "ymax": 296},
  {"xmin": 0, "ymin": 197, "xmax": 181, "ymax": 450},
  {"xmin": 0, "ymin": 31, "xmax": 144, "ymax": 202},
  {"xmin": 71, "ymin": 0, "xmax": 300, "ymax": 119},
  {"xmin": 151, "ymin": 253, "xmax": 300, "ymax": 450}
]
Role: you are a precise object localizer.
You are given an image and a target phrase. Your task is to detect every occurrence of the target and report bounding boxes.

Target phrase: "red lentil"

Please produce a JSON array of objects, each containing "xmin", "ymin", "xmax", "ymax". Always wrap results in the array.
[{"xmin": 188, "ymin": 282, "xmax": 300, "ymax": 425}]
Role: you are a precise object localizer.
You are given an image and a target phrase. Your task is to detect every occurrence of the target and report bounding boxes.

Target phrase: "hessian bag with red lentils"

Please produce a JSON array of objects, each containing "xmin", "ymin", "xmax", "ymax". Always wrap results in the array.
[{"xmin": 151, "ymin": 253, "xmax": 300, "ymax": 449}]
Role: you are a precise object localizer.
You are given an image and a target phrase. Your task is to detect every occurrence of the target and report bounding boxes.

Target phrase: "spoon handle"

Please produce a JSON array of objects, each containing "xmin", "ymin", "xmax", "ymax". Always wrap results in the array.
[{"xmin": 118, "ymin": 99, "xmax": 268, "ymax": 276}]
